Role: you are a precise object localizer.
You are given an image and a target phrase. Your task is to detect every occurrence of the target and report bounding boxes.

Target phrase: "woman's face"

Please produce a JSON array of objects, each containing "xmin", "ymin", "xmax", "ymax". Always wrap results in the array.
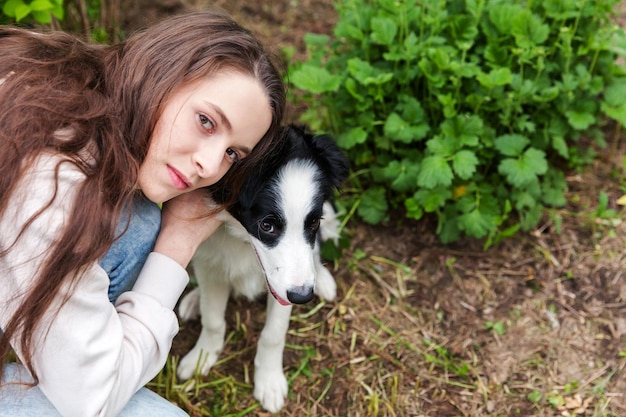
[{"xmin": 138, "ymin": 71, "xmax": 273, "ymax": 204}]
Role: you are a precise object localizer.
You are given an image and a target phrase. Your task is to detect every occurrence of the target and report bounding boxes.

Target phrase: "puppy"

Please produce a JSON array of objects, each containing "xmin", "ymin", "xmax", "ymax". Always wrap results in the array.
[{"xmin": 177, "ymin": 125, "xmax": 349, "ymax": 412}]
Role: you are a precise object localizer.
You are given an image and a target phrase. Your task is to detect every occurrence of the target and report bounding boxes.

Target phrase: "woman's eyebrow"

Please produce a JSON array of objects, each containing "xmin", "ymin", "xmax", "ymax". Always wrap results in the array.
[
  {"xmin": 203, "ymin": 100, "xmax": 252, "ymax": 155},
  {"xmin": 204, "ymin": 101, "xmax": 232, "ymax": 132},
  {"xmin": 238, "ymin": 145, "xmax": 252, "ymax": 156}
]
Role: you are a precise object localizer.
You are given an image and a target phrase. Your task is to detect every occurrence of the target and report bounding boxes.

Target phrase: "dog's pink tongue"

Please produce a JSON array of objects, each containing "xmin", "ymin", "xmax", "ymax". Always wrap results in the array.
[{"xmin": 269, "ymin": 286, "xmax": 291, "ymax": 306}]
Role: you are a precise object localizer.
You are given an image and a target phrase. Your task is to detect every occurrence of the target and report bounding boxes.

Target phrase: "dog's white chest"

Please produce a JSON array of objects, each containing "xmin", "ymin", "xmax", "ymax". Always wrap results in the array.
[{"xmin": 191, "ymin": 221, "xmax": 267, "ymax": 300}]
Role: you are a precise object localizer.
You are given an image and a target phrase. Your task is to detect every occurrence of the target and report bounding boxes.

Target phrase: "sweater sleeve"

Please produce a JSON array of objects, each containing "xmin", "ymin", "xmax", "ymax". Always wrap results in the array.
[{"xmin": 0, "ymin": 155, "xmax": 189, "ymax": 417}]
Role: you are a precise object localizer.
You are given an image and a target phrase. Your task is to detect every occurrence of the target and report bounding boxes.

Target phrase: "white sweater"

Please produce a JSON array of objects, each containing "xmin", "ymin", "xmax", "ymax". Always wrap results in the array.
[{"xmin": 0, "ymin": 154, "xmax": 189, "ymax": 417}]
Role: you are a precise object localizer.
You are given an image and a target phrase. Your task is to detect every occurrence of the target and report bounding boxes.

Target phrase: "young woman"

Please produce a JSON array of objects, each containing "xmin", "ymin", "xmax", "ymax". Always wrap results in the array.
[{"xmin": 0, "ymin": 10, "xmax": 285, "ymax": 417}]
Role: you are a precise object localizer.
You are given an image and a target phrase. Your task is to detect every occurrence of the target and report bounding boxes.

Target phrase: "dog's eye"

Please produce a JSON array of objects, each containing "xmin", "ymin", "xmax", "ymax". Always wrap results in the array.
[
  {"xmin": 308, "ymin": 217, "xmax": 320, "ymax": 231},
  {"xmin": 259, "ymin": 220, "xmax": 275, "ymax": 234}
]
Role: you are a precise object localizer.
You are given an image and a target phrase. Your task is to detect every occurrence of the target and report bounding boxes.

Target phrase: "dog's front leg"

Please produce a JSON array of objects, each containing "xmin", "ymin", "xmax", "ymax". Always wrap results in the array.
[
  {"xmin": 253, "ymin": 294, "xmax": 292, "ymax": 412},
  {"xmin": 177, "ymin": 278, "xmax": 230, "ymax": 381},
  {"xmin": 314, "ymin": 259, "xmax": 337, "ymax": 302}
]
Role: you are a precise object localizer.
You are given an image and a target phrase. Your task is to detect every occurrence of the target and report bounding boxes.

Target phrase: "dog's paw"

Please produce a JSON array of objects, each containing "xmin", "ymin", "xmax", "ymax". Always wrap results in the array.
[
  {"xmin": 177, "ymin": 287, "xmax": 200, "ymax": 321},
  {"xmin": 315, "ymin": 265, "xmax": 337, "ymax": 301},
  {"xmin": 177, "ymin": 324, "xmax": 225, "ymax": 380},
  {"xmin": 177, "ymin": 347, "xmax": 219, "ymax": 381},
  {"xmin": 253, "ymin": 367, "xmax": 288, "ymax": 413}
]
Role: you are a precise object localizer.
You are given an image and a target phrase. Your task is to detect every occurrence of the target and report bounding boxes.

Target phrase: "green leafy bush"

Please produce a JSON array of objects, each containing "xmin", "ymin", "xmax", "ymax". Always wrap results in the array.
[
  {"xmin": 1, "ymin": 0, "xmax": 63, "ymax": 24},
  {"xmin": 0, "ymin": 1, "xmax": 121, "ymax": 44},
  {"xmin": 289, "ymin": 0, "xmax": 626, "ymax": 245}
]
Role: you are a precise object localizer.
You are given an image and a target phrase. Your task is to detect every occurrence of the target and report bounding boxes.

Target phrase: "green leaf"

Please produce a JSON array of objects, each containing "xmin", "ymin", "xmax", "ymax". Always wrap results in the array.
[
  {"xmin": 604, "ymin": 77, "xmax": 626, "ymax": 107},
  {"xmin": 489, "ymin": 4, "xmax": 525, "ymax": 35},
  {"xmin": 522, "ymin": 147, "xmax": 548, "ymax": 174},
  {"xmin": 457, "ymin": 207, "xmax": 496, "ymax": 238},
  {"xmin": 358, "ymin": 187, "xmax": 388, "ymax": 224},
  {"xmin": 437, "ymin": 93, "xmax": 457, "ymax": 118},
  {"xmin": 452, "ymin": 150, "xmax": 479, "ymax": 180},
  {"xmin": 601, "ymin": 78, "xmax": 626, "ymax": 125},
  {"xmin": 384, "ymin": 113, "xmax": 429, "ymax": 143},
  {"xmin": 348, "ymin": 58, "xmax": 394, "ymax": 86},
  {"xmin": 565, "ymin": 110, "xmax": 595, "ymax": 130},
  {"xmin": 381, "ymin": 160, "xmax": 420, "ymax": 192},
  {"xmin": 476, "ymin": 68, "xmax": 513, "ymax": 89},
  {"xmin": 602, "ymin": 102, "xmax": 626, "ymax": 127},
  {"xmin": 511, "ymin": 12, "xmax": 550, "ymax": 47},
  {"xmin": 450, "ymin": 15, "xmax": 478, "ymax": 49},
  {"xmin": 337, "ymin": 127, "xmax": 368, "ymax": 150},
  {"xmin": 541, "ymin": 169, "xmax": 568, "ymax": 207},
  {"xmin": 513, "ymin": 190, "xmax": 537, "ymax": 210},
  {"xmin": 543, "ymin": 0, "xmax": 581, "ymax": 19},
  {"xmin": 418, "ymin": 155, "xmax": 454, "ymax": 189},
  {"xmin": 414, "ymin": 188, "xmax": 452, "ymax": 212},
  {"xmin": 303, "ymin": 33, "xmax": 330, "ymax": 48},
  {"xmin": 520, "ymin": 205, "xmax": 543, "ymax": 230},
  {"xmin": 30, "ymin": 0, "xmax": 53, "ymax": 11},
  {"xmin": 3, "ymin": 0, "xmax": 32, "ymax": 21},
  {"xmin": 404, "ymin": 31, "xmax": 420, "ymax": 56},
  {"xmin": 50, "ymin": 3, "xmax": 64, "ymax": 20},
  {"xmin": 290, "ymin": 65, "xmax": 342, "ymax": 94},
  {"xmin": 333, "ymin": 7, "xmax": 368, "ymax": 41},
  {"xmin": 551, "ymin": 136, "xmax": 569, "ymax": 159},
  {"xmin": 440, "ymin": 115, "xmax": 483, "ymax": 147},
  {"xmin": 320, "ymin": 237, "xmax": 346, "ymax": 261},
  {"xmin": 527, "ymin": 390, "xmax": 542, "ymax": 404},
  {"xmin": 31, "ymin": 10, "xmax": 52, "ymax": 23},
  {"xmin": 419, "ymin": 58, "xmax": 446, "ymax": 87},
  {"xmin": 344, "ymin": 77, "xmax": 364, "ymax": 102},
  {"xmin": 610, "ymin": 28, "xmax": 626, "ymax": 58},
  {"xmin": 484, "ymin": 44, "xmax": 509, "ymax": 66},
  {"xmin": 400, "ymin": 95, "xmax": 426, "ymax": 121},
  {"xmin": 494, "ymin": 134, "xmax": 529, "ymax": 157},
  {"xmin": 430, "ymin": 48, "xmax": 450, "ymax": 70},
  {"xmin": 14, "ymin": 3, "xmax": 31, "ymax": 21},
  {"xmin": 2, "ymin": 0, "xmax": 23, "ymax": 17},
  {"xmin": 498, "ymin": 148, "xmax": 548, "ymax": 187},
  {"xmin": 426, "ymin": 135, "xmax": 456, "ymax": 157},
  {"xmin": 404, "ymin": 197, "xmax": 424, "ymax": 220},
  {"xmin": 371, "ymin": 17, "xmax": 397, "ymax": 46},
  {"xmin": 533, "ymin": 86, "xmax": 560, "ymax": 103}
]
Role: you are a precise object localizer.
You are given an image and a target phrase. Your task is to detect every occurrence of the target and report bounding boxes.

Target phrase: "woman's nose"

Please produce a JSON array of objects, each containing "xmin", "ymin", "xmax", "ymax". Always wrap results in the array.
[{"xmin": 193, "ymin": 147, "xmax": 223, "ymax": 179}]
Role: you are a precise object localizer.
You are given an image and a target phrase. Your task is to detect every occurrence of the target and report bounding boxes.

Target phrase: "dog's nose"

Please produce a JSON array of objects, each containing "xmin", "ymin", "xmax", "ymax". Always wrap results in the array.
[{"xmin": 286, "ymin": 286, "xmax": 314, "ymax": 304}]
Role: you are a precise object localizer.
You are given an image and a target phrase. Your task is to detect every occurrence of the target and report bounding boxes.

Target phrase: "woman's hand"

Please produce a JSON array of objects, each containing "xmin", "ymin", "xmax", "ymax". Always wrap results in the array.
[{"xmin": 153, "ymin": 189, "xmax": 223, "ymax": 268}]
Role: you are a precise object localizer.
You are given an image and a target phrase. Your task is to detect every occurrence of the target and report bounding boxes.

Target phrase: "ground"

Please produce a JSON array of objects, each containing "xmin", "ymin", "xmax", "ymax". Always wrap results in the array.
[{"xmin": 122, "ymin": 1, "xmax": 626, "ymax": 416}]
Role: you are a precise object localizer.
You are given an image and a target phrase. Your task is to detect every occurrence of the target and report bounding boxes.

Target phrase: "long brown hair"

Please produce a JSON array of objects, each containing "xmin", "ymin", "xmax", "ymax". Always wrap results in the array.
[{"xmin": 0, "ymin": 10, "xmax": 285, "ymax": 383}]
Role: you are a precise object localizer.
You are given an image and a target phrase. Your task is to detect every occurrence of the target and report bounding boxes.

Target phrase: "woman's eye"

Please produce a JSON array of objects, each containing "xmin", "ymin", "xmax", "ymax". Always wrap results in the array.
[
  {"xmin": 198, "ymin": 114, "xmax": 215, "ymax": 132},
  {"xmin": 226, "ymin": 148, "xmax": 240, "ymax": 162}
]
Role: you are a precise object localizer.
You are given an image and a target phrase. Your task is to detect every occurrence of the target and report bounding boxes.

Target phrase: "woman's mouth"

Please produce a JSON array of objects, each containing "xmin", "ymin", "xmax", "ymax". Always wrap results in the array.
[{"xmin": 167, "ymin": 165, "xmax": 191, "ymax": 190}]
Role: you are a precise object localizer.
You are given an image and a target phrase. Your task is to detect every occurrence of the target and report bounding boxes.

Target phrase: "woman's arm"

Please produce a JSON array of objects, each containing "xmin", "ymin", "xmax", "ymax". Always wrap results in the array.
[{"xmin": 0, "ymin": 155, "xmax": 220, "ymax": 417}]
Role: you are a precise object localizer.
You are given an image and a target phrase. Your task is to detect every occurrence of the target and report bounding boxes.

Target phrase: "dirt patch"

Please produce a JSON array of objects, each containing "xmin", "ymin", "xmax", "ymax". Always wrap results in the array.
[{"xmin": 122, "ymin": 1, "xmax": 626, "ymax": 416}]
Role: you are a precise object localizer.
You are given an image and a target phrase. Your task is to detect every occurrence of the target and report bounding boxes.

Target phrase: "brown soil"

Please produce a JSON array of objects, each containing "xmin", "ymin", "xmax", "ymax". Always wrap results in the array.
[{"xmin": 123, "ymin": 1, "xmax": 626, "ymax": 416}]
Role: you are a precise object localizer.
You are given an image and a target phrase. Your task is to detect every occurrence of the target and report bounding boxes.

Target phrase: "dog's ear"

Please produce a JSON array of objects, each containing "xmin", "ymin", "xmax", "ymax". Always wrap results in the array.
[{"xmin": 308, "ymin": 132, "xmax": 350, "ymax": 189}]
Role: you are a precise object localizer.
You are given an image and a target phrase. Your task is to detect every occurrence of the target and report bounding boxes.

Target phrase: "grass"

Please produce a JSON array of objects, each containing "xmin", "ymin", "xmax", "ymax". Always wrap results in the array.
[{"xmin": 148, "ymin": 179, "xmax": 626, "ymax": 416}]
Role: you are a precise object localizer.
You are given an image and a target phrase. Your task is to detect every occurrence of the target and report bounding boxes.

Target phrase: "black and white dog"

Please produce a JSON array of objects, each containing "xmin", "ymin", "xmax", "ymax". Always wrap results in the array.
[{"xmin": 176, "ymin": 125, "xmax": 349, "ymax": 412}]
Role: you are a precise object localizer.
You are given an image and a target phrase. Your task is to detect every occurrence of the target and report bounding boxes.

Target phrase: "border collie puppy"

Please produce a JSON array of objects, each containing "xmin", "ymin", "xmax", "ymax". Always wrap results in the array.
[{"xmin": 177, "ymin": 125, "xmax": 349, "ymax": 412}]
